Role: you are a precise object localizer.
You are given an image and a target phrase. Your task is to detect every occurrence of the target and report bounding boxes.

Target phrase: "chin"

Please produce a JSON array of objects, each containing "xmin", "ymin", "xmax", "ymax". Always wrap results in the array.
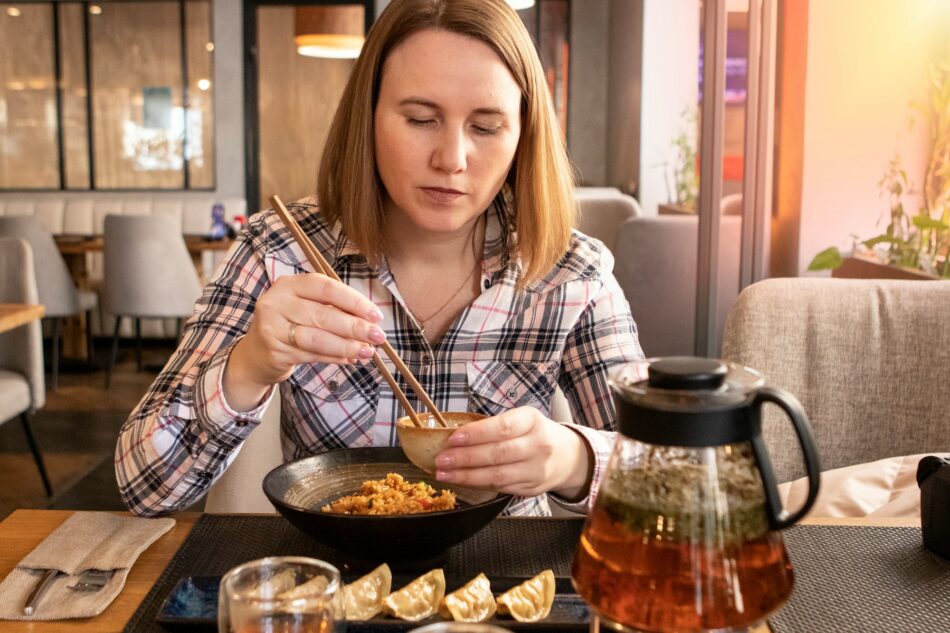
[{"xmin": 405, "ymin": 202, "xmax": 482, "ymax": 234}]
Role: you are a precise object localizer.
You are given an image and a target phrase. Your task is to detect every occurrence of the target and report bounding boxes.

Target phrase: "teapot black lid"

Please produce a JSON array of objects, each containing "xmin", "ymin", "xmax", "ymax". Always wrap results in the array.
[{"xmin": 610, "ymin": 357, "xmax": 764, "ymax": 447}]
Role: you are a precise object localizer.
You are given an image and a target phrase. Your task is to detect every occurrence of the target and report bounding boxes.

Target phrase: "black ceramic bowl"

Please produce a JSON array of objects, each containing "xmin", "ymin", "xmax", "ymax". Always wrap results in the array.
[{"xmin": 263, "ymin": 447, "xmax": 512, "ymax": 562}]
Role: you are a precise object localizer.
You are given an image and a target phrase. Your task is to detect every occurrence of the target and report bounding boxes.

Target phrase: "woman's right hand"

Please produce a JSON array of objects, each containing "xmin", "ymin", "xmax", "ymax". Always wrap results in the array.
[{"xmin": 223, "ymin": 273, "xmax": 386, "ymax": 411}]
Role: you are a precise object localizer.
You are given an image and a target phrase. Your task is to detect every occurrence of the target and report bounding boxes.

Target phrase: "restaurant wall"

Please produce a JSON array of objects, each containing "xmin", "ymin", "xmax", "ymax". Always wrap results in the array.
[{"xmin": 796, "ymin": 0, "xmax": 946, "ymax": 275}]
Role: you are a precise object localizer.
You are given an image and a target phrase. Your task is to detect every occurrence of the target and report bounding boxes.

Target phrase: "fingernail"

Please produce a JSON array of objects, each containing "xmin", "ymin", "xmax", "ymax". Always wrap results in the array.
[
  {"xmin": 368, "ymin": 307, "xmax": 384, "ymax": 322},
  {"xmin": 436, "ymin": 470, "xmax": 453, "ymax": 481},
  {"xmin": 358, "ymin": 345, "xmax": 375, "ymax": 359},
  {"xmin": 368, "ymin": 327, "xmax": 387, "ymax": 344},
  {"xmin": 448, "ymin": 432, "xmax": 468, "ymax": 446},
  {"xmin": 435, "ymin": 454, "xmax": 454, "ymax": 468}
]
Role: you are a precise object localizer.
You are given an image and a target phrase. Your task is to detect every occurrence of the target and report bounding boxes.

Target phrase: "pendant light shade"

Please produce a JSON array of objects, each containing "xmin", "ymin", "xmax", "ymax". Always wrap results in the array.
[
  {"xmin": 507, "ymin": 0, "xmax": 536, "ymax": 9},
  {"xmin": 295, "ymin": 6, "xmax": 364, "ymax": 59}
]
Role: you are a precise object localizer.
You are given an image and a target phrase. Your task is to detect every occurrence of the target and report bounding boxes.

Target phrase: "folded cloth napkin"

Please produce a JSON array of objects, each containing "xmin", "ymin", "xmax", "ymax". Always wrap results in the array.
[
  {"xmin": 0, "ymin": 512, "xmax": 175, "ymax": 620},
  {"xmin": 778, "ymin": 453, "xmax": 950, "ymax": 520}
]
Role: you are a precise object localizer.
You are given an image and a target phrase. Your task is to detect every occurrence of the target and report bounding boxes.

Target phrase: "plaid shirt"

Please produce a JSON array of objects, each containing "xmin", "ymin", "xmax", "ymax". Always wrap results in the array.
[{"xmin": 116, "ymin": 201, "xmax": 643, "ymax": 516}]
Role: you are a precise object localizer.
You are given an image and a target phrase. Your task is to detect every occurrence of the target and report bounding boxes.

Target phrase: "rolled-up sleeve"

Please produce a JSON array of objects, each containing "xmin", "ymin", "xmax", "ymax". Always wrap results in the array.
[{"xmin": 551, "ymin": 246, "xmax": 643, "ymax": 512}]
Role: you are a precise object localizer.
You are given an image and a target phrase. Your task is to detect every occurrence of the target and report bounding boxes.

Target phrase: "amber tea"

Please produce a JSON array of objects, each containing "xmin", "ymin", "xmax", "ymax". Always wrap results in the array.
[{"xmin": 572, "ymin": 463, "xmax": 794, "ymax": 631}]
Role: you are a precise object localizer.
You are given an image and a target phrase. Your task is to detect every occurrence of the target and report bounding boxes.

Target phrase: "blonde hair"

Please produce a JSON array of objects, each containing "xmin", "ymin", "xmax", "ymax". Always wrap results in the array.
[{"xmin": 317, "ymin": 0, "xmax": 575, "ymax": 285}]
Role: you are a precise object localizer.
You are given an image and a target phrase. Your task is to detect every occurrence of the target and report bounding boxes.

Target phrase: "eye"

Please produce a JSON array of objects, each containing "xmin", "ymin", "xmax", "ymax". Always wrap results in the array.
[
  {"xmin": 407, "ymin": 117, "xmax": 436, "ymax": 127},
  {"xmin": 472, "ymin": 125, "xmax": 501, "ymax": 136}
]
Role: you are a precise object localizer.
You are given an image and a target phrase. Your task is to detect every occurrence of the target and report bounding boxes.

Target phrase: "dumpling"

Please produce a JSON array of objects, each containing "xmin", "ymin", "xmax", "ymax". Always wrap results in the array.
[
  {"xmin": 496, "ymin": 569, "xmax": 555, "ymax": 622},
  {"xmin": 343, "ymin": 563, "xmax": 392, "ymax": 620},
  {"xmin": 439, "ymin": 573, "xmax": 496, "ymax": 622},
  {"xmin": 277, "ymin": 574, "xmax": 329, "ymax": 600},
  {"xmin": 382, "ymin": 568, "xmax": 446, "ymax": 622}
]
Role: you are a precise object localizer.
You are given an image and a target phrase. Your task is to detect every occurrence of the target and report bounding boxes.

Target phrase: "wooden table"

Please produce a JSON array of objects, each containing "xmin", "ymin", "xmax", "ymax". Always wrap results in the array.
[
  {"xmin": 0, "ymin": 510, "xmax": 920, "ymax": 631},
  {"xmin": 0, "ymin": 304, "xmax": 44, "ymax": 335},
  {"xmin": 0, "ymin": 510, "xmax": 198, "ymax": 632}
]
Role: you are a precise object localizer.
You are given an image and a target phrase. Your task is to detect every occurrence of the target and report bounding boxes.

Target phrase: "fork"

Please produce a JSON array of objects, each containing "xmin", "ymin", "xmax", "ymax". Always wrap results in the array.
[{"xmin": 69, "ymin": 569, "xmax": 114, "ymax": 592}]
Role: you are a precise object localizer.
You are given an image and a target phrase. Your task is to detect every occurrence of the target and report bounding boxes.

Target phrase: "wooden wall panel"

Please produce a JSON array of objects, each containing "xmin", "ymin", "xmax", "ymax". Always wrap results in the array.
[{"xmin": 256, "ymin": 6, "xmax": 356, "ymax": 211}]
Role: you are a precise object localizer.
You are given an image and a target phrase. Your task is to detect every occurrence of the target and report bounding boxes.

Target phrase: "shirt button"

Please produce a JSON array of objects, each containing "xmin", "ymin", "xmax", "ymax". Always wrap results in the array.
[
  {"xmin": 483, "ymin": 279, "xmax": 490, "ymax": 289},
  {"xmin": 328, "ymin": 380, "xmax": 339, "ymax": 392},
  {"xmin": 196, "ymin": 470, "xmax": 213, "ymax": 480},
  {"xmin": 421, "ymin": 354, "xmax": 432, "ymax": 365},
  {"xmin": 235, "ymin": 419, "xmax": 248, "ymax": 428},
  {"xmin": 506, "ymin": 388, "xmax": 518, "ymax": 400}
]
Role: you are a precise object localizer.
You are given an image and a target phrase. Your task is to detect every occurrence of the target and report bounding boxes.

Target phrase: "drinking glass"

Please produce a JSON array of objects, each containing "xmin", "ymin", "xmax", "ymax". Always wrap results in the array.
[{"xmin": 218, "ymin": 556, "xmax": 343, "ymax": 633}]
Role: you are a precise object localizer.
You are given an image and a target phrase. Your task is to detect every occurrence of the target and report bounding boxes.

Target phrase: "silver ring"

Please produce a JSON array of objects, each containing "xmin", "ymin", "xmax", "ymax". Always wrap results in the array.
[{"xmin": 288, "ymin": 322, "xmax": 298, "ymax": 348}]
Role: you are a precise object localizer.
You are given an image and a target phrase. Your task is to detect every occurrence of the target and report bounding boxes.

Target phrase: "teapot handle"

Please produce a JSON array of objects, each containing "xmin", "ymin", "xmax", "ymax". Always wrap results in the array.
[{"xmin": 751, "ymin": 386, "xmax": 822, "ymax": 530}]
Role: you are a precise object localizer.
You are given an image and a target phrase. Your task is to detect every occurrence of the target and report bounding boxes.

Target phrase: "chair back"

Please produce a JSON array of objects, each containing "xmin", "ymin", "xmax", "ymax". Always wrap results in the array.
[
  {"xmin": 205, "ymin": 390, "xmax": 283, "ymax": 514},
  {"xmin": 102, "ymin": 214, "xmax": 203, "ymax": 318},
  {"xmin": 574, "ymin": 188, "xmax": 642, "ymax": 253},
  {"xmin": 722, "ymin": 278, "xmax": 950, "ymax": 482},
  {"xmin": 613, "ymin": 215, "xmax": 742, "ymax": 356},
  {"xmin": 0, "ymin": 237, "xmax": 45, "ymax": 410},
  {"xmin": 0, "ymin": 217, "xmax": 79, "ymax": 317}
]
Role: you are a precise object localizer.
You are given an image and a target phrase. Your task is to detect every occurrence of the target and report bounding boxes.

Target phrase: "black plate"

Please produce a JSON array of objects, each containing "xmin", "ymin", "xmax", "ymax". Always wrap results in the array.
[
  {"xmin": 157, "ymin": 575, "xmax": 589, "ymax": 630},
  {"xmin": 263, "ymin": 447, "xmax": 512, "ymax": 562}
]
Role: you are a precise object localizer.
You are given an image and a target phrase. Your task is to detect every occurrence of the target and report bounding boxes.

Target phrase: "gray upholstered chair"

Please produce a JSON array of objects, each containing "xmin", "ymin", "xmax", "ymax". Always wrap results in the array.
[
  {"xmin": 0, "ymin": 217, "xmax": 98, "ymax": 390},
  {"xmin": 574, "ymin": 187, "xmax": 642, "ymax": 253},
  {"xmin": 0, "ymin": 237, "xmax": 52, "ymax": 495},
  {"xmin": 722, "ymin": 278, "xmax": 950, "ymax": 483},
  {"xmin": 613, "ymin": 215, "xmax": 742, "ymax": 356},
  {"xmin": 101, "ymin": 214, "xmax": 203, "ymax": 387}
]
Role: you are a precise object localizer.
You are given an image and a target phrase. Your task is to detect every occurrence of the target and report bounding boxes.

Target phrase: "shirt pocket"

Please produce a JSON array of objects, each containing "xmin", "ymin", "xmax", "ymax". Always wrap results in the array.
[
  {"xmin": 288, "ymin": 363, "xmax": 380, "ymax": 449},
  {"xmin": 466, "ymin": 361, "xmax": 559, "ymax": 418}
]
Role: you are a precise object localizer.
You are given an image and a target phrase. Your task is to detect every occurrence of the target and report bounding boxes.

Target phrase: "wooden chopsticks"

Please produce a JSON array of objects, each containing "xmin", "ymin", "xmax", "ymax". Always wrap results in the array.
[{"xmin": 269, "ymin": 195, "xmax": 448, "ymax": 429}]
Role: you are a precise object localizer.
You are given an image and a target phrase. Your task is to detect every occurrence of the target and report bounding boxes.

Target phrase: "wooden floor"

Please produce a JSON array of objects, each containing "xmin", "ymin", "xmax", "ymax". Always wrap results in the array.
[{"xmin": 0, "ymin": 340, "xmax": 205, "ymax": 520}]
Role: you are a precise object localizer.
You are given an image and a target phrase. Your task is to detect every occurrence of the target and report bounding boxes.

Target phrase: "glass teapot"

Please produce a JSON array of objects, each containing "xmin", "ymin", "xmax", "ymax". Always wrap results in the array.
[{"xmin": 572, "ymin": 357, "xmax": 821, "ymax": 632}]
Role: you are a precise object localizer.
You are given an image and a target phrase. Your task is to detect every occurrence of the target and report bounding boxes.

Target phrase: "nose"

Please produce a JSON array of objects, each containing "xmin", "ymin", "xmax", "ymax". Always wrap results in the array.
[{"xmin": 431, "ymin": 125, "xmax": 468, "ymax": 174}]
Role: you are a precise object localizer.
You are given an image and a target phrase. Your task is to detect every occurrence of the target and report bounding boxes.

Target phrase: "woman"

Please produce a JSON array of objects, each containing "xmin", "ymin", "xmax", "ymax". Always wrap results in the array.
[{"xmin": 116, "ymin": 0, "xmax": 642, "ymax": 517}]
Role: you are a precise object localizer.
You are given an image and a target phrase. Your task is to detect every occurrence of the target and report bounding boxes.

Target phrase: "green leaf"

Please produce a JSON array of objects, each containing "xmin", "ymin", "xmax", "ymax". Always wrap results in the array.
[
  {"xmin": 807, "ymin": 247, "xmax": 844, "ymax": 271},
  {"xmin": 913, "ymin": 215, "xmax": 949, "ymax": 231},
  {"xmin": 864, "ymin": 235, "xmax": 903, "ymax": 248}
]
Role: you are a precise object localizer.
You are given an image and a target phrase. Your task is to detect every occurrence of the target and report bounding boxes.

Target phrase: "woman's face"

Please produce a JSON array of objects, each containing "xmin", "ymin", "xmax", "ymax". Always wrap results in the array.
[{"xmin": 374, "ymin": 28, "xmax": 522, "ymax": 237}]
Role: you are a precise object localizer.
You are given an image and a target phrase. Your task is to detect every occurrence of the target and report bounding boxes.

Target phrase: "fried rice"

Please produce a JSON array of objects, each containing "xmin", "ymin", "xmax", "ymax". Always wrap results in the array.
[{"xmin": 321, "ymin": 472, "xmax": 458, "ymax": 515}]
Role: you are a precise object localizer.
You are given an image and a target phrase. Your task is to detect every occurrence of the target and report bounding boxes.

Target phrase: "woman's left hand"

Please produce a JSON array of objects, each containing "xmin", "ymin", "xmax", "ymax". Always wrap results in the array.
[{"xmin": 433, "ymin": 407, "xmax": 592, "ymax": 500}]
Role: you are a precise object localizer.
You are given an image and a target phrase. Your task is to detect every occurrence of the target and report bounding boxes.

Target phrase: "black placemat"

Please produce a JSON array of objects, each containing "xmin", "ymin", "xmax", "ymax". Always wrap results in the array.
[
  {"xmin": 773, "ymin": 525, "xmax": 950, "ymax": 632},
  {"xmin": 124, "ymin": 514, "xmax": 585, "ymax": 632}
]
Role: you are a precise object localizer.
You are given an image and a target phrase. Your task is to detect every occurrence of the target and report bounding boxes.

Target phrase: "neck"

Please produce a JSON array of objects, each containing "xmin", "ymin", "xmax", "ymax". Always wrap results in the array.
[{"xmin": 384, "ymin": 208, "xmax": 484, "ymax": 269}]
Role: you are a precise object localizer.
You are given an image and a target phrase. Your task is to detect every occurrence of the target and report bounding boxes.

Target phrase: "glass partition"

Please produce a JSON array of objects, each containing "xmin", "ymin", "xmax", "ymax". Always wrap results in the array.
[
  {"xmin": 0, "ymin": 0, "xmax": 214, "ymax": 191},
  {"xmin": 0, "ymin": 4, "xmax": 58, "ymax": 189}
]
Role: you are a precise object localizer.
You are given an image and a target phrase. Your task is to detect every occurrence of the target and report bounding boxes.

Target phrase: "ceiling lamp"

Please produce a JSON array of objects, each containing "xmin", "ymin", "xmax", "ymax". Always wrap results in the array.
[
  {"xmin": 507, "ymin": 0, "xmax": 536, "ymax": 9},
  {"xmin": 295, "ymin": 6, "xmax": 364, "ymax": 59}
]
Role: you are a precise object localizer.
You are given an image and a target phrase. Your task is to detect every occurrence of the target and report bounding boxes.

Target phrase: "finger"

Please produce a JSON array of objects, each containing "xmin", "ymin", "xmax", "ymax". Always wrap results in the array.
[
  {"xmin": 304, "ymin": 303, "xmax": 387, "ymax": 346},
  {"xmin": 447, "ymin": 410, "xmax": 534, "ymax": 447},
  {"xmin": 289, "ymin": 323, "xmax": 377, "ymax": 361},
  {"xmin": 436, "ymin": 463, "xmax": 534, "ymax": 492},
  {"xmin": 290, "ymin": 274, "xmax": 384, "ymax": 322},
  {"xmin": 436, "ymin": 436, "xmax": 533, "ymax": 470}
]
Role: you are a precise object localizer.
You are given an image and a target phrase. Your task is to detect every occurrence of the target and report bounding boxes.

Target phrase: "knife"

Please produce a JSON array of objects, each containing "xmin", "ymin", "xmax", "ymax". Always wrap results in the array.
[{"xmin": 23, "ymin": 569, "xmax": 59, "ymax": 616}]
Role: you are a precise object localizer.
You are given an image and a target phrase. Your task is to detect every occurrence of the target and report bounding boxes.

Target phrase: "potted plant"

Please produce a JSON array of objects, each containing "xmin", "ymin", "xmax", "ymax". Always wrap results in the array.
[
  {"xmin": 659, "ymin": 107, "xmax": 699, "ymax": 215},
  {"xmin": 809, "ymin": 59, "xmax": 950, "ymax": 279}
]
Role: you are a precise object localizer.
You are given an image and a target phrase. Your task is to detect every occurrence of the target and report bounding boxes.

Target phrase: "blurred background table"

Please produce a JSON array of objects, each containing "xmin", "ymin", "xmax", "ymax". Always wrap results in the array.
[
  {"xmin": 0, "ymin": 304, "xmax": 44, "ymax": 334},
  {"xmin": 52, "ymin": 235, "xmax": 232, "ymax": 360}
]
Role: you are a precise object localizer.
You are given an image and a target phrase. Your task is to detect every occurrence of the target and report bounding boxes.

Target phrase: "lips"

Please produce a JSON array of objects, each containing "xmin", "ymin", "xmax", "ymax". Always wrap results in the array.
[{"xmin": 421, "ymin": 187, "xmax": 465, "ymax": 203}]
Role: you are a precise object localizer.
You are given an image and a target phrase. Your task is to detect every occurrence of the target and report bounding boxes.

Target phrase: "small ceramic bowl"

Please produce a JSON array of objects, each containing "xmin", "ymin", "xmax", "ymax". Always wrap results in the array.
[{"xmin": 396, "ymin": 412, "xmax": 485, "ymax": 473}]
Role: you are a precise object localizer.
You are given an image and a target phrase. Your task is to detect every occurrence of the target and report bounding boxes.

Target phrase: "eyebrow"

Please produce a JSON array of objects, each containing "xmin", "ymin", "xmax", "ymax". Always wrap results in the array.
[{"xmin": 397, "ymin": 97, "xmax": 507, "ymax": 116}]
